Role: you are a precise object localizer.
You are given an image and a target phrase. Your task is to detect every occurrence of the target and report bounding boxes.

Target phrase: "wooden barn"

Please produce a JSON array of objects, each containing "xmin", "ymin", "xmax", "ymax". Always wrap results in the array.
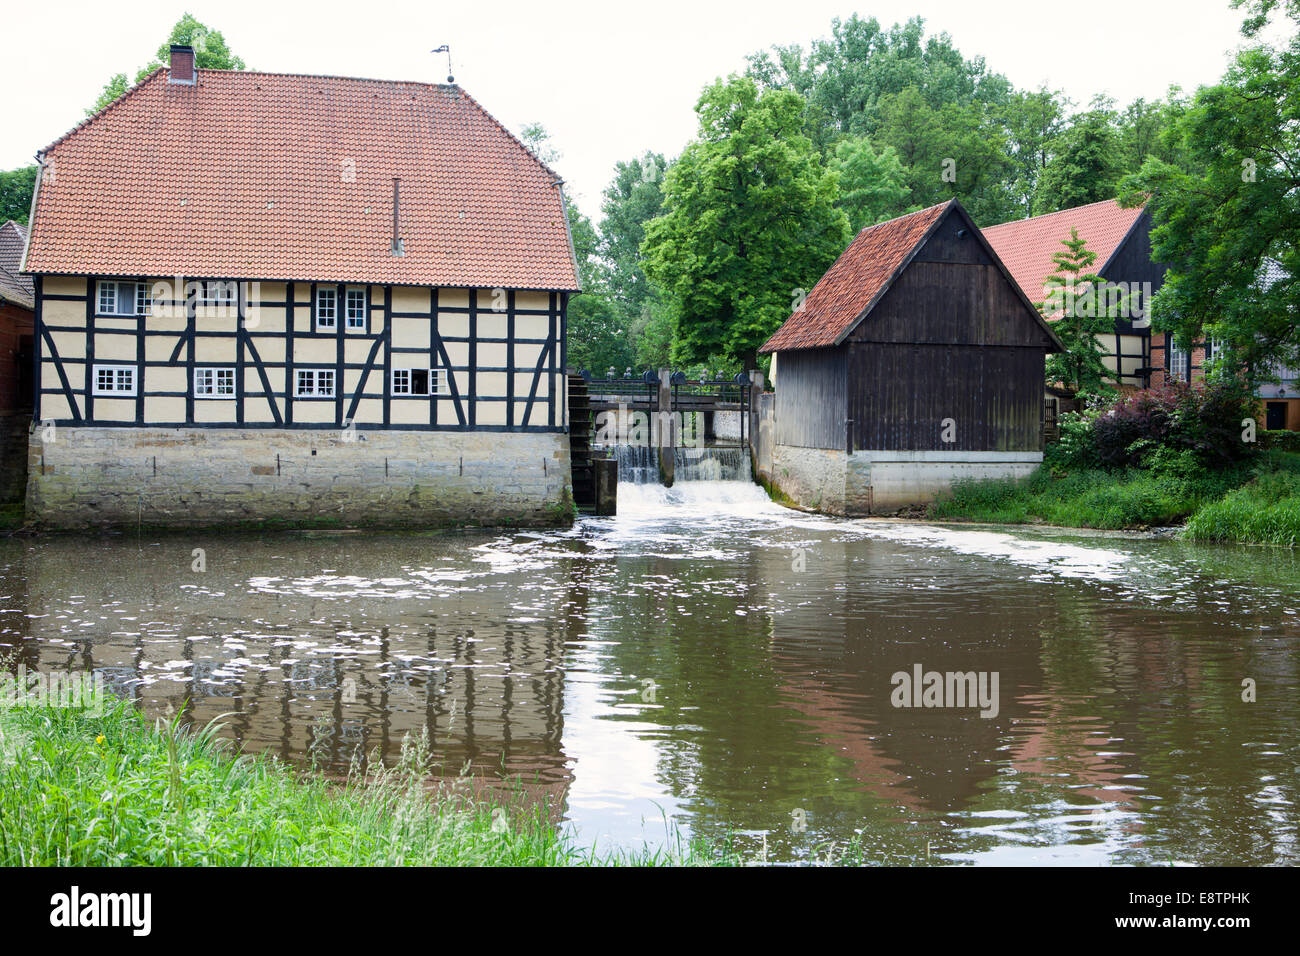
[
  {"xmin": 0, "ymin": 220, "xmax": 35, "ymax": 503},
  {"xmin": 20, "ymin": 46, "xmax": 579, "ymax": 530},
  {"xmin": 759, "ymin": 199, "xmax": 1062, "ymax": 515}
]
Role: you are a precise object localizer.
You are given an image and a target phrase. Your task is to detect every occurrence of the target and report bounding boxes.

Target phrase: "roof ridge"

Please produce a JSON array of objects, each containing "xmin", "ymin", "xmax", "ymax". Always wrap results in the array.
[
  {"xmin": 854, "ymin": 199, "xmax": 954, "ymax": 236},
  {"xmin": 985, "ymin": 197, "xmax": 1140, "ymax": 231}
]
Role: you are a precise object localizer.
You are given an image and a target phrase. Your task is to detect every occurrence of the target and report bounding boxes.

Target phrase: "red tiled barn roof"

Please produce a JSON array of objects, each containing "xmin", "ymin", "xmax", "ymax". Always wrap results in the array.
[
  {"xmin": 759, "ymin": 201, "xmax": 950, "ymax": 353},
  {"xmin": 24, "ymin": 69, "xmax": 580, "ymax": 291},
  {"xmin": 0, "ymin": 220, "xmax": 34, "ymax": 309},
  {"xmin": 982, "ymin": 199, "xmax": 1145, "ymax": 306}
]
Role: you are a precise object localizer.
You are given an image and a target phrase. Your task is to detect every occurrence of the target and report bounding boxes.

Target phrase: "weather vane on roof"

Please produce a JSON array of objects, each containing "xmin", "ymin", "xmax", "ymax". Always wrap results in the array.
[{"xmin": 432, "ymin": 45, "xmax": 454, "ymax": 84}]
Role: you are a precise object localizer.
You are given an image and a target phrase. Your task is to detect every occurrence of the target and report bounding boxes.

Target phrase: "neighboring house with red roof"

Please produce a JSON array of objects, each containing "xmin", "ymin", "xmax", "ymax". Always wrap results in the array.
[
  {"xmin": 0, "ymin": 219, "xmax": 35, "ymax": 503},
  {"xmin": 21, "ymin": 46, "xmax": 580, "ymax": 529},
  {"xmin": 984, "ymin": 199, "xmax": 1298, "ymax": 431},
  {"xmin": 983, "ymin": 198, "xmax": 1164, "ymax": 395},
  {"xmin": 758, "ymin": 199, "xmax": 1062, "ymax": 514}
]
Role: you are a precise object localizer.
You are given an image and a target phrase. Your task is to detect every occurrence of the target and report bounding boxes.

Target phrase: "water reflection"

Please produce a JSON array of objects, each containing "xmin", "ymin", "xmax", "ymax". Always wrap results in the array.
[{"xmin": 1, "ymin": 480, "xmax": 1297, "ymax": 865}]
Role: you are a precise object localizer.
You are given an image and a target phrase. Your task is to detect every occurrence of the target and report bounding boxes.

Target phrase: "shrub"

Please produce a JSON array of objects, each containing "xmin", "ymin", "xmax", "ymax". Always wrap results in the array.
[
  {"xmin": 1044, "ymin": 407, "xmax": 1101, "ymax": 471},
  {"xmin": 1091, "ymin": 379, "xmax": 1258, "ymax": 469},
  {"xmin": 1261, "ymin": 430, "xmax": 1300, "ymax": 453}
]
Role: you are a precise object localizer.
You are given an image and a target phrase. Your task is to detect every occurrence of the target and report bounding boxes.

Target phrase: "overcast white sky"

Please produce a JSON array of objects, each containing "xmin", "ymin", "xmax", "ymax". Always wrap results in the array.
[{"xmin": 1, "ymin": 0, "xmax": 1268, "ymax": 220}]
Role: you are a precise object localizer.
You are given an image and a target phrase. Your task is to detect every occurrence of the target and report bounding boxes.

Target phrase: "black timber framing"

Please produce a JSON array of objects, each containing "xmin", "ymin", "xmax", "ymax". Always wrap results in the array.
[{"xmin": 31, "ymin": 276, "xmax": 567, "ymax": 431}]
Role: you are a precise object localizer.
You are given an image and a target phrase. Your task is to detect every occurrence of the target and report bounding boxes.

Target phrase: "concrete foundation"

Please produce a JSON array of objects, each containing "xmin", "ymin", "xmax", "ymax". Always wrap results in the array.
[
  {"xmin": 772, "ymin": 444, "xmax": 1041, "ymax": 515},
  {"xmin": 26, "ymin": 427, "xmax": 573, "ymax": 530}
]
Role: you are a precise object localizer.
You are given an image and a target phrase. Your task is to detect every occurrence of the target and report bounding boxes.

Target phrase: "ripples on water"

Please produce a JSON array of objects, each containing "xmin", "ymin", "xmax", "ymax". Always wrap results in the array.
[{"xmin": 1, "ymin": 478, "xmax": 1297, "ymax": 865}]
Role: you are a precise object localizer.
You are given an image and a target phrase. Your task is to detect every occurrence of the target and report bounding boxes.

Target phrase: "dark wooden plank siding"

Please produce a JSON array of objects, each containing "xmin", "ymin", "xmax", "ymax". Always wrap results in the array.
[
  {"xmin": 847, "ymin": 261, "xmax": 1056, "ymax": 349},
  {"xmin": 774, "ymin": 347, "xmax": 846, "ymax": 449},
  {"xmin": 1101, "ymin": 211, "xmax": 1167, "ymax": 336},
  {"xmin": 848, "ymin": 343, "xmax": 1044, "ymax": 451}
]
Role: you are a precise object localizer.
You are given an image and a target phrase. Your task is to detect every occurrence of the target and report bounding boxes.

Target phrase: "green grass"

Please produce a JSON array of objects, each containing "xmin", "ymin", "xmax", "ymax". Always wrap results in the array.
[
  {"xmin": 928, "ymin": 451, "xmax": 1300, "ymax": 544},
  {"xmin": 928, "ymin": 466, "xmax": 1233, "ymax": 530},
  {"xmin": 1183, "ymin": 454, "xmax": 1300, "ymax": 545},
  {"xmin": 0, "ymin": 697, "xmax": 733, "ymax": 866}
]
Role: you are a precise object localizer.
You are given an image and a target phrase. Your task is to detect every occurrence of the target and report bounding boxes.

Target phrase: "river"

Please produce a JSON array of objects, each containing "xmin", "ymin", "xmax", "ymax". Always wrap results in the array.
[{"xmin": 2, "ymin": 478, "xmax": 1297, "ymax": 865}]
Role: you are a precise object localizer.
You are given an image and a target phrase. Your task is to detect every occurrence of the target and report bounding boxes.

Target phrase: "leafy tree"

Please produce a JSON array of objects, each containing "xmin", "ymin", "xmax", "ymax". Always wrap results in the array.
[
  {"xmin": 1032, "ymin": 104, "xmax": 1122, "ymax": 215},
  {"xmin": 641, "ymin": 76, "xmax": 850, "ymax": 369},
  {"xmin": 1115, "ymin": 92, "xmax": 1191, "ymax": 174},
  {"xmin": 598, "ymin": 153, "xmax": 668, "ymax": 319},
  {"xmin": 0, "ymin": 166, "xmax": 37, "ymax": 225},
  {"xmin": 1122, "ymin": 0, "xmax": 1299, "ymax": 387},
  {"xmin": 519, "ymin": 123, "xmax": 560, "ymax": 167},
  {"xmin": 871, "ymin": 87, "xmax": 1018, "ymax": 223},
  {"xmin": 89, "ymin": 14, "xmax": 246, "ymax": 114},
  {"xmin": 1040, "ymin": 229, "xmax": 1116, "ymax": 394},
  {"xmin": 518, "ymin": 124, "xmax": 638, "ymax": 374},
  {"xmin": 1001, "ymin": 86, "xmax": 1069, "ymax": 215},
  {"xmin": 829, "ymin": 137, "xmax": 909, "ymax": 230}
]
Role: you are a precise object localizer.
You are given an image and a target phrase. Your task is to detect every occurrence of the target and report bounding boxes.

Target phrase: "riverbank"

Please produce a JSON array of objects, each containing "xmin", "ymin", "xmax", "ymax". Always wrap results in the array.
[
  {"xmin": 0, "ymin": 697, "xmax": 730, "ymax": 866},
  {"xmin": 927, "ymin": 450, "xmax": 1300, "ymax": 545}
]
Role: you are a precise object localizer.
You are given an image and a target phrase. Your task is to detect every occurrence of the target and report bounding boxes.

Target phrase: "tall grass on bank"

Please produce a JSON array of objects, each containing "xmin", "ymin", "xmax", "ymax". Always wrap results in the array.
[
  {"xmin": 0, "ymin": 698, "xmax": 730, "ymax": 867},
  {"xmin": 927, "ymin": 466, "xmax": 1236, "ymax": 530},
  {"xmin": 1183, "ymin": 457, "xmax": 1300, "ymax": 546}
]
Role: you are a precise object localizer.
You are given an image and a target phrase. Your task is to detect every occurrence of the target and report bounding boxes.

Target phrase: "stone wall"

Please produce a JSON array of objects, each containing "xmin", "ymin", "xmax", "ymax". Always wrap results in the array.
[
  {"xmin": 771, "ymin": 443, "xmax": 1042, "ymax": 516},
  {"xmin": 27, "ymin": 427, "xmax": 572, "ymax": 530},
  {"xmin": 771, "ymin": 444, "xmax": 847, "ymax": 514},
  {"xmin": 846, "ymin": 450, "xmax": 1042, "ymax": 513}
]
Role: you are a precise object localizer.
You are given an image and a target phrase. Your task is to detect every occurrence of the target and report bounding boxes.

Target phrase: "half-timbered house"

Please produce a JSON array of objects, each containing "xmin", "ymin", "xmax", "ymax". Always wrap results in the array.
[
  {"xmin": 985, "ymin": 200, "xmax": 1298, "ymax": 431},
  {"xmin": 983, "ymin": 198, "xmax": 1164, "ymax": 397},
  {"xmin": 759, "ymin": 199, "xmax": 1062, "ymax": 515},
  {"xmin": 20, "ymin": 46, "xmax": 579, "ymax": 529}
]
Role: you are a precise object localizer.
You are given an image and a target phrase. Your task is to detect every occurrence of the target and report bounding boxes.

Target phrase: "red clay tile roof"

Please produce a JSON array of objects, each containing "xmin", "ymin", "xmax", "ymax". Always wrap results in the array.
[
  {"xmin": 982, "ymin": 199, "xmax": 1145, "ymax": 306},
  {"xmin": 759, "ymin": 201, "xmax": 950, "ymax": 353},
  {"xmin": 0, "ymin": 220, "xmax": 34, "ymax": 310},
  {"xmin": 24, "ymin": 69, "xmax": 579, "ymax": 291}
]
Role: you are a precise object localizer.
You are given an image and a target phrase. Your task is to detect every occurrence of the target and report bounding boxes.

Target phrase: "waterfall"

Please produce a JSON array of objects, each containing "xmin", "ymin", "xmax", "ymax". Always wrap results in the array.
[{"xmin": 602, "ymin": 445, "xmax": 752, "ymax": 485}]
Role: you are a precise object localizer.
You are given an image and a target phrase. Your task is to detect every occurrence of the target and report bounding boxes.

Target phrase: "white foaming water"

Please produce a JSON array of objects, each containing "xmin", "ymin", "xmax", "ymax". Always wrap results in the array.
[
  {"xmin": 613, "ymin": 479, "xmax": 783, "ymax": 520},
  {"xmin": 597, "ymin": 477, "xmax": 1138, "ymax": 590}
]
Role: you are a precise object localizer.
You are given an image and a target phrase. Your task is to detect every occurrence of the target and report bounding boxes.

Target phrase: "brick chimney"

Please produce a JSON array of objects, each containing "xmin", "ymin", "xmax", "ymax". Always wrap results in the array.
[{"xmin": 168, "ymin": 45, "xmax": 196, "ymax": 85}]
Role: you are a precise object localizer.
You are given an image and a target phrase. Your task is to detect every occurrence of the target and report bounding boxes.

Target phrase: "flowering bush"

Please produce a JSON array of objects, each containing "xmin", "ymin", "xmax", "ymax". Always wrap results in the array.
[{"xmin": 1090, "ymin": 380, "xmax": 1258, "ymax": 470}]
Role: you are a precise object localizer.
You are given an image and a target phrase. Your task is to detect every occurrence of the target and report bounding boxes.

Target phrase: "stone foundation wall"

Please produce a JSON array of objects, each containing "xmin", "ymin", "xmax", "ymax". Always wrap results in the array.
[
  {"xmin": 27, "ymin": 427, "xmax": 572, "ymax": 530},
  {"xmin": 772, "ymin": 444, "xmax": 1042, "ymax": 516},
  {"xmin": 771, "ymin": 444, "xmax": 848, "ymax": 514},
  {"xmin": 847, "ymin": 450, "xmax": 1042, "ymax": 513}
]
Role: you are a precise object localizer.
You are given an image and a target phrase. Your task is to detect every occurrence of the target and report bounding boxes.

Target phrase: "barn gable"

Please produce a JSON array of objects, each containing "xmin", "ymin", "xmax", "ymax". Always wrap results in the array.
[
  {"xmin": 761, "ymin": 200, "xmax": 1061, "ymax": 355},
  {"xmin": 841, "ymin": 201, "xmax": 1061, "ymax": 351}
]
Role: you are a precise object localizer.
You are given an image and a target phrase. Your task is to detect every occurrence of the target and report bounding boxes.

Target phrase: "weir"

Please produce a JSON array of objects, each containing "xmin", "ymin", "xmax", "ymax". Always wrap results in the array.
[{"xmin": 607, "ymin": 444, "xmax": 752, "ymax": 486}]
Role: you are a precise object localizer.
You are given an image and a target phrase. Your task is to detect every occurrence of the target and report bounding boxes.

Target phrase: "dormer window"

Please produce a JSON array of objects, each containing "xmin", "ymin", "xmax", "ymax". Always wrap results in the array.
[{"xmin": 97, "ymin": 280, "xmax": 147, "ymax": 316}]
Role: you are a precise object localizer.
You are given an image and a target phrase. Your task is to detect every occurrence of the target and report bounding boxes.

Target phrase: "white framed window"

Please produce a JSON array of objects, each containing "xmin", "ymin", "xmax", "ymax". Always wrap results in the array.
[
  {"xmin": 295, "ymin": 368, "xmax": 335, "ymax": 398},
  {"xmin": 315, "ymin": 288, "xmax": 337, "ymax": 330},
  {"xmin": 391, "ymin": 368, "xmax": 441, "ymax": 396},
  {"xmin": 93, "ymin": 364, "xmax": 137, "ymax": 396},
  {"xmin": 96, "ymin": 280, "xmax": 147, "ymax": 316},
  {"xmin": 1168, "ymin": 344, "xmax": 1189, "ymax": 381},
  {"xmin": 345, "ymin": 288, "xmax": 366, "ymax": 329},
  {"xmin": 194, "ymin": 367, "xmax": 236, "ymax": 398},
  {"xmin": 194, "ymin": 279, "xmax": 238, "ymax": 308}
]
